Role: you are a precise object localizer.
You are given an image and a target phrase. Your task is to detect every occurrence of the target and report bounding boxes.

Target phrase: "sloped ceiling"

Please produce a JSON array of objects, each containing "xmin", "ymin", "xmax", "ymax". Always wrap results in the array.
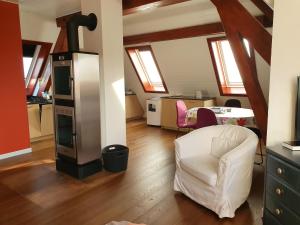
[
  {"xmin": 15, "ymin": 0, "xmax": 218, "ymax": 35},
  {"xmin": 11, "ymin": 0, "xmax": 271, "ymax": 35},
  {"xmin": 124, "ymin": 0, "xmax": 220, "ymax": 35},
  {"xmin": 123, "ymin": 0, "xmax": 263, "ymax": 35},
  {"xmin": 18, "ymin": 0, "xmax": 80, "ymax": 19}
]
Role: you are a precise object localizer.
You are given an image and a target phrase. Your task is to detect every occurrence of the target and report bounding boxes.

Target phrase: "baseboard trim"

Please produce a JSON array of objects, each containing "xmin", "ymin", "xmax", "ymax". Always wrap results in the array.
[{"xmin": 0, "ymin": 148, "xmax": 32, "ymax": 160}]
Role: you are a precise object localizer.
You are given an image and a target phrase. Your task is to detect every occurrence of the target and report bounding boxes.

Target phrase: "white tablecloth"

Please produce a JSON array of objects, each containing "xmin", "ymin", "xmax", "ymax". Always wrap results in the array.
[{"xmin": 187, "ymin": 107, "xmax": 255, "ymax": 127}]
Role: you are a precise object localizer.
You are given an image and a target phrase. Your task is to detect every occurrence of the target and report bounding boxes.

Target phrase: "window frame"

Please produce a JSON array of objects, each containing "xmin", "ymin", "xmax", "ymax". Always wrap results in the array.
[
  {"xmin": 125, "ymin": 45, "xmax": 168, "ymax": 94},
  {"xmin": 22, "ymin": 40, "xmax": 52, "ymax": 96},
  {"xmin": 207, "ymin": 36, "xmax": 255, "ymax": 97},
  {"xmin": 36, "ymin": 57, "xmax": 51, "ymax": 97},
  {"xmin": 24, "ymin": 44, "xmax": 41, "ymax": 88}
]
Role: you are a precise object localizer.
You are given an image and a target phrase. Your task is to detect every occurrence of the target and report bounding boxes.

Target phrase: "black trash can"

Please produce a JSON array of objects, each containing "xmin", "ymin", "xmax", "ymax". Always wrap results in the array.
[{"xmin": 102, "ymin": 145, "xmax": 129, "ymax": 172}]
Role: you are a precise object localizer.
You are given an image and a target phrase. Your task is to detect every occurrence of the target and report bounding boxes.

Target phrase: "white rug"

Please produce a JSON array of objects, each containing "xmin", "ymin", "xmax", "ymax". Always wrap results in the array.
[{"xmin": 106, "ymin": 221, "xmax": 146, "ymax": 225}]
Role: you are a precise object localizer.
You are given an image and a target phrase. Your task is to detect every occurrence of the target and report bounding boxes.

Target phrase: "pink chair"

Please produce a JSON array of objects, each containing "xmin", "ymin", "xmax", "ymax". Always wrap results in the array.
[
  {"xmin": 176, "ymin": 100, "xmax": 196, "ymax": 137},
  {"xmin": 194, "ymin": 108, "xmax": 218, "ymax": 129}
]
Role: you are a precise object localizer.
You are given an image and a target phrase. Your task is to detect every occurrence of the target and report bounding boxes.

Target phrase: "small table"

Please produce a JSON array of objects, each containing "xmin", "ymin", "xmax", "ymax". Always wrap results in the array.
[{"xmin": 187, "ymin": 107, "xmax": 255, "ymax": 127}]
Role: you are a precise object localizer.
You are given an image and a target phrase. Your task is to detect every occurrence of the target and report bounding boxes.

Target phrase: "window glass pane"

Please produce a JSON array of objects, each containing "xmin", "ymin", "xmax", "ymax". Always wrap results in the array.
[
  {"xmin": 32, "ymin": 79, "xmax": 40, "ymax": 96},
  {"xmin": 243, "ymin": 39, "xmax": 251, "ymax": 57},
  {"xmin": 220, "ymin": 40, "xmax": 243, "ymax": 85},
  {"xmin": 208, "ymin": 37, "xmax": 248, "ymax": 96},
  {"xmin": 139, "ymin": 50, "xmax": 162, "ymax": 85},
  {"xmin": 211, "ymin": 42, "xmax": 225, "ymax": 84},
  {"xmin": 40, "ymin": 59, "xmax": 51, "ymax": 84},
  {"xmin": 23, "ymin": 57, "xmax": 33, "ymax": 78},
  {"xmin": 127, "ymin": 46, "xmax": 167, "ymax": 93},
  {"xmin": 153, "ymin": 86, "xmax": 165, "ymax": 92},
  {"xmin": 129, "ymin": 51, "xmax": 148, "ymax": 83}
]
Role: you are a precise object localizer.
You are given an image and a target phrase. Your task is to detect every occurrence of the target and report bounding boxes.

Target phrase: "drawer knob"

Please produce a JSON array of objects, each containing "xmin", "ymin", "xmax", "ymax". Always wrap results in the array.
[
  {"xmin": 275, "ymin": 208, "xmax": 283, "ymax": 216},
  {"xmin": 275, "ymin": 188, "xmax": 284, "ymax": 196},
  {"xmin": 276, "ymin": 167, "xmax": 283, "ymax": 175}
]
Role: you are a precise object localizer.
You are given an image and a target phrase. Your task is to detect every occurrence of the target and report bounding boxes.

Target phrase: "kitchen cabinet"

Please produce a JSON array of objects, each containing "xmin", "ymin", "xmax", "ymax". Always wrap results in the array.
[
  {"xmin": 161, "ymin": 97, "xmax": 216, "ymax": 130},
  {"xmin": 125, "ymin": 94, "xmax": 144, "ymax": 121},
  {"xmin": 41, "ymin": 104, "xmax": 54, "ymax": 136},
  {"xmin": 27, "ymin": 104, "xmax": 54, "ymax": 141},
  {"xmin": 27, "ymin": 104, "xmax": 41, "ymax": 139}
]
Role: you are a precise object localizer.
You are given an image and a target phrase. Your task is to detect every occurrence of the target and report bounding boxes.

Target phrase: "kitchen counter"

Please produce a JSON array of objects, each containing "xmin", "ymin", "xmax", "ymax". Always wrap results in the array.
[
  {"xmin": 125, "ymin": 94, "xmax": 144, "ymax": 120},
  {"xmin": 27, "ymin": 102, "xmax": 52, "ymax": 105},
  {"xmin": 125, "ymin": 93, "xmax": 136, "ymax": 96},
  {"xmin": 27, "ymin": 96, "xmax": 52, "ymax": 105},
  {"xmin": 161, "ymin": 95, "xmax": 216, "ymax": 100}
]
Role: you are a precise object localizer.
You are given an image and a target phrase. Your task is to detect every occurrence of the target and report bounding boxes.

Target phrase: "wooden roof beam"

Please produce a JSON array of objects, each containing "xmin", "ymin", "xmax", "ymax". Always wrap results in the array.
[
  {"xmin": 122, "ymin": 0, "xmax": 191, "ymax": 15},
  {"xmin": 211, "ymin": 0, "xmax": 270, "ymax": 142},
  {"xmin": 250, "ymin": 0, "xmax": 273, "ymax": 24},
  {"xmin": 124, "ymin": 22, "xmax": 224, "ymax": 45},
  {"xmin": 211, "ymin": 0, "xmax": 272, "ymax": 64}
]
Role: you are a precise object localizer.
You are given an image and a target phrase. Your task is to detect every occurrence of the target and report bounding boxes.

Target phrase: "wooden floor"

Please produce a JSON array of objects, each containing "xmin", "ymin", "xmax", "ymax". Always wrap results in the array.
[{"xmin": 0, "ymin": 120, "xmax": 265, "ymax": 225}]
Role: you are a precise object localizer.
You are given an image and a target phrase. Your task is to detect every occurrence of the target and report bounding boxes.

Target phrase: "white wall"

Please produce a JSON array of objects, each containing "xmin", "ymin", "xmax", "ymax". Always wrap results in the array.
[
  {"xmin": 124, "ymin": 35, "xmax": 270, "ymax": 113},
  {"xmin": 19, "ymin": 9, "xmax": 59, "ymax": 48},
  {"xmin": 81, "ymin": 0, "xmax": 126, "ymax": 147},
  {"xmin": 267, "ymin": 0, "xmax": 300, "ymax": 145}
]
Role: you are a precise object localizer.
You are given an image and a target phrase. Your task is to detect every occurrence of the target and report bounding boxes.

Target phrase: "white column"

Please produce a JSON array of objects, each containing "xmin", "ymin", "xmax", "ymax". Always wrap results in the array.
[
  {"xmin": 81, "ymin": 0, "xmax": 126, "ymax": 147},
  {"xmin": 267, "ymin": 0, "xmax": 300, "ymax": 145}
]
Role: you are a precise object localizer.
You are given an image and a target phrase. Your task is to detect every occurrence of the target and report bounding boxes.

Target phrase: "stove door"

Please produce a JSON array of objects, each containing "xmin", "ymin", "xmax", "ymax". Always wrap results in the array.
[
  {"xmin": 55, "ymin": 106, "xmax": 77, "ymax": 159},
  {"xmin": 52, "ymin": 60, "xmax": 74, "ymax": 100}
]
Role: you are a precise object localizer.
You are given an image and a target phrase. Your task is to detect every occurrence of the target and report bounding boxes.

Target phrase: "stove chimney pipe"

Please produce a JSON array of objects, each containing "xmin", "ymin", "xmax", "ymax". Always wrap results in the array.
[{"xmin": 67, "ymin": 13, "xmax": 97, "ymax": 52}]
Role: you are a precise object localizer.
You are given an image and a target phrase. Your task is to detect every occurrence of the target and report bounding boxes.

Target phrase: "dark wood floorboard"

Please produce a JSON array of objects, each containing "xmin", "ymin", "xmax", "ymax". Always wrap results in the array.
[{"xmin": 0, "ymin": 120, "xmax": 264, "ymax": 225}]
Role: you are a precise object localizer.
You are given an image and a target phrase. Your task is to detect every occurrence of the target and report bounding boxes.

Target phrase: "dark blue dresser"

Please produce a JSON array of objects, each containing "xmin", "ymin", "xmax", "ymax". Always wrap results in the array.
[{"xmin": 264, "ymin": 145, "xmax": 300, "ymax": 225}]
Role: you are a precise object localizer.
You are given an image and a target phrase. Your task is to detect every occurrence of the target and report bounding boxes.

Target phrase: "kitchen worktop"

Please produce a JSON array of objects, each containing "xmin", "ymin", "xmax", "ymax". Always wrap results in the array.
[
  {"xmin": 27, "ymin": 96, "xmax": 52, "ymax": 105},
  {"xmin": 161, "ymin": 95, "xmax": 216, "ymax": 100},
  {"xmin": 27, "ymin": 102, "xmax": 52, "ymax": 105},
  {"xmin": 125, "ymin": 93, "xmax": 136, "ymax": 96}
]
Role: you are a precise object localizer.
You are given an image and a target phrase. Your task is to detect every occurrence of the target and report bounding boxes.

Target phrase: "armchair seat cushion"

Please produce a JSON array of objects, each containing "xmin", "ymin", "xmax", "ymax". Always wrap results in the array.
[{"xmin": 180, "ymin": 155, "xmax": 219, "ymax": 187}]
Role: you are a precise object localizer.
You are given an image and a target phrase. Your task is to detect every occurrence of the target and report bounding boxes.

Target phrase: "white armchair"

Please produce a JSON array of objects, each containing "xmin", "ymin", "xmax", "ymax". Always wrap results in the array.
[{"xmin": 174, "ymin": 125, "xmax": 258, "ymax": 218}]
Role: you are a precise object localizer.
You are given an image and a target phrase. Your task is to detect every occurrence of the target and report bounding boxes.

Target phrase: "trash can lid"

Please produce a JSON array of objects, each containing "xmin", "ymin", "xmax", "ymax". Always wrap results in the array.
[{"xmin": 103, "ymin": 144, "xmax": 128, "ymax": 153}]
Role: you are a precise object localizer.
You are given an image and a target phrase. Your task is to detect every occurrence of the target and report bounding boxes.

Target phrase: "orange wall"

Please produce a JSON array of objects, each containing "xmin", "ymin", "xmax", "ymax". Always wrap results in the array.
[{"xmin": 0, "ymin": 1, "xmax": 30, "ymax": 154}]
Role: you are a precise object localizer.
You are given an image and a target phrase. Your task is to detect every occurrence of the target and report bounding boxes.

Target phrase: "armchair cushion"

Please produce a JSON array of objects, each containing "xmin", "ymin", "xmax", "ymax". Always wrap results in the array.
[
  {"xmin": 211, "ymin": 137, "xmax": 238, "ymax": 158},
  {"xmin": 180, "ymin": 155, "xmax": 218, "ymax": 187},
  {"xmin": 211, "ymin": 126, "xmax": 247, "ymax": 158}
]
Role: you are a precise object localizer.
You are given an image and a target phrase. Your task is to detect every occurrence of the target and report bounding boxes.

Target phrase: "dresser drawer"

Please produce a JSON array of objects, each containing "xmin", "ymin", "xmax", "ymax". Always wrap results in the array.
[
  {"xmin": 266, "ymin": 174, "xmax": 300, "ymax": 216},
  {"xmin": 267, "ymin": 154, "xmax": 300, "ymax": 192},
  {"xmin": 263, "ymin": 209, "xmax": 281, "ymax": 225},
  {"xmin": 266, "ymin": 193, "xmax": 300, "ymax": 225}
]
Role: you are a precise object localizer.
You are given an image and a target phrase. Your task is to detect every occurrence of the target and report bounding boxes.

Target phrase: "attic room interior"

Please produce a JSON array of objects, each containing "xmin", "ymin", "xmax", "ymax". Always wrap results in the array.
[{"xmin": 1, "ymin": 0, "xmax": 300, "ymax": 225}]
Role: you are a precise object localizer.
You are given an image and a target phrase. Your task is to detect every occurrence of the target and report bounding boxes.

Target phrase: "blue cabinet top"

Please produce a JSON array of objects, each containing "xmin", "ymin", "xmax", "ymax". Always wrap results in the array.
[{"xmin": 268, "ymin": 145, "xmax": 300, "ymax": 169}]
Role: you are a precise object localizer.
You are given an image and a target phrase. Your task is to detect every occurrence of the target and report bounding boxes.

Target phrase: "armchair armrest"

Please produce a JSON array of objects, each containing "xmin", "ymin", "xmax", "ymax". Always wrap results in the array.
[
  {"xmin": 216, "ymin": 133, "xmax": 258, "ymax": 192},
  {"xmin": 220, "ymin": 133, "xmax": 258, "ymax": 164}
]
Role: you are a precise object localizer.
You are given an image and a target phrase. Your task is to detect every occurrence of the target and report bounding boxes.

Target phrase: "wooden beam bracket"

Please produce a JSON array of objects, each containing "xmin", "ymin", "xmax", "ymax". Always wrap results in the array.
[{"xmin": 210, "ymin": 0, "xmax": 270, "ymax": 142}]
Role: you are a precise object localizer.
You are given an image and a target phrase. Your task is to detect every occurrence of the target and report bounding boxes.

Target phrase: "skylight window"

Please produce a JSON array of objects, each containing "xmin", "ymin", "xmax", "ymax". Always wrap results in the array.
[
  {"xmin": 126, "ymin": 46, "xmax": 168, "ymax": 93},
  {"xmin": 22, "ymin": 40, "xmax": 52, "ymax": 96},
  {"xmin": 22, "ymin": 41, "xmax": 41, "ymax": 87},
  {"xmin": 207, "ymin": 37, "xmax": 253, "ymax": 96},
  {"xmin": 23, "ymin": 57, "xmax": 33, "ymax": 79}
]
